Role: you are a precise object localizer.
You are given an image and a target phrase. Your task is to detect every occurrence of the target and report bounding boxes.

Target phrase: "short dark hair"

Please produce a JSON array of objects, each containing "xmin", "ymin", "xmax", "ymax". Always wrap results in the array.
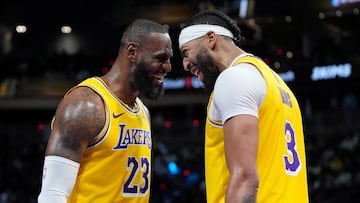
[
  {"xmin": 181, "ymin": 10, "xmax": 244, "ymax": 46},
  {"xmin": 120, "ymin": 19, "xmax": 169, "ymax": 48}
]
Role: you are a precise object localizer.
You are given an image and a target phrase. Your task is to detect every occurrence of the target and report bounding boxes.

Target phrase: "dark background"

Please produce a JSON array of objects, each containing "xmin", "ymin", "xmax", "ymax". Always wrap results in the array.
[{"xmin": 0, "ymin": 0, "xmax": 360, "ymax": 202}]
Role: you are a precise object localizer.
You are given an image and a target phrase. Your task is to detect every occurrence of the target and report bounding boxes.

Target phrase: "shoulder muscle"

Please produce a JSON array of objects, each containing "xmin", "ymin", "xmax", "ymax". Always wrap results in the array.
[{"xmin": 46, "ymin": 86, "xmax": 106, "ymax": 161}]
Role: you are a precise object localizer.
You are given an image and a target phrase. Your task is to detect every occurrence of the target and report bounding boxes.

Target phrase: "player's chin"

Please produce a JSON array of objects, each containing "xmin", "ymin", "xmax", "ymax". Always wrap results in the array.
[{"xmin": 149, "ymin": 86, "xmax": 164, "ymax": 100}]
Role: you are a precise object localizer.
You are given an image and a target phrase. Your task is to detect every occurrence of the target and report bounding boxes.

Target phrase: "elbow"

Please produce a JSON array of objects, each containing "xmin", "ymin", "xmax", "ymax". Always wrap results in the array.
[
  {"xmin": 232, "ymin": 169, "xmax": 259, "ymax": 191},
  {"xmin": 244, "ymin": 172, "xmax": 259, "ymax": 191},
  {"xmin": 226, "ymin": 170, "xmax": 259, "ymax": 202}
]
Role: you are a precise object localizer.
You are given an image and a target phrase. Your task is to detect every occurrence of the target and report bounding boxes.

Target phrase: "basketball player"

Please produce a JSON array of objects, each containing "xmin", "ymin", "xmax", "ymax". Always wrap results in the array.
[
  {"xmin": 38, "ymin": 19, "xmax": 173, "ymax": 202},
  {"xmin": 178, "ymin": 10, "xmax": 309, "ymax": 203}
]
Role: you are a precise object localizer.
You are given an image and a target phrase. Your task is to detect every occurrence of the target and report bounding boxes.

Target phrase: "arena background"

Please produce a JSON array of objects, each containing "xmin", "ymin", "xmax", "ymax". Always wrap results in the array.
[{"xmin": 0, "ymin": 0, "xmax": 359, "ymax": 202}]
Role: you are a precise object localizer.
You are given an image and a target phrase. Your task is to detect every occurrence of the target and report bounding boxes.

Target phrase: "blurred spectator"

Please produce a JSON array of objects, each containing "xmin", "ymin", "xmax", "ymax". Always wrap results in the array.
[{"xmin": 341, "ymin": 90, "xmax": 358, "ymax": 130}]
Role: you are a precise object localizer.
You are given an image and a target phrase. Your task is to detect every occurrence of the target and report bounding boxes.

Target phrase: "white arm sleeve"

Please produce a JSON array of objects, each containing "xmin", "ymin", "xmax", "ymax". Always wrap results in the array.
[
  {"xmin": 38, "ymin": 155, "xmax": 80, "ymax": 203},
  {"xmin": 213, "ymin": 63, "xmax": 267, "ymax": 123}
]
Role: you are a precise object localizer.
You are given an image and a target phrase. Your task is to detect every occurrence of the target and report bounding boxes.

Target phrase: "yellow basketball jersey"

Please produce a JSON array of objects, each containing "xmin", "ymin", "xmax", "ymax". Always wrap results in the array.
[
  {"xmin": 205, "ymin": 56, "xmax": 308, "ymax": 203},
  {"xmin": 64, "ymin": 77, "xmax": 152, "ymax": 203}
]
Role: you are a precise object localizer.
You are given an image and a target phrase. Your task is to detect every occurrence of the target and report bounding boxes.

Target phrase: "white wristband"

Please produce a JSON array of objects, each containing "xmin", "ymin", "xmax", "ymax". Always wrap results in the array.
[{"xmin": 38, "ymin": 155, "xmax": 80, "ymax": 203}]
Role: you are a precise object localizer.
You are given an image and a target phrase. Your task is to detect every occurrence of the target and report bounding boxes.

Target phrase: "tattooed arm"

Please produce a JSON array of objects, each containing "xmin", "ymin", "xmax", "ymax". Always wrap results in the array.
[
  {"xmin": 45, "ymin": 86, "xmax": 105, "ymax": 160},
  {"xmin": 38, "ymin": 86, "xmax": 105, "ymax": 203}
]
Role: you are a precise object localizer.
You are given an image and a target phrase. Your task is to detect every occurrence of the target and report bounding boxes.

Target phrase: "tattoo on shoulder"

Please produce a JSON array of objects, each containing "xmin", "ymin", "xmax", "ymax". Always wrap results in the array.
[{"xmin": 56, "ymin": 87, "xmax": 105, "ymax": 148}]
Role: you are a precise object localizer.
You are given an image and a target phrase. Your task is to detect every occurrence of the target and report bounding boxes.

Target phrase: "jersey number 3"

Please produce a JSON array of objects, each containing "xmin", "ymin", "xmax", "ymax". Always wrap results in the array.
[
  {"xmin": 123, "ymin": 156, "xmax": 150, "ymax": 195},
  {"xmin": 284, "ymin": 121, "xmax": 301, "ymax": 176}
]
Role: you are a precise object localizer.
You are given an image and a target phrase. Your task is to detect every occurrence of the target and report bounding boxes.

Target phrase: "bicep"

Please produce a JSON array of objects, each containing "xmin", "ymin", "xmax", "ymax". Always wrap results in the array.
[
  {"xmin": 45, "ymin": 87, "xmax": 106, "ymax": 162},
  {"xmin": 223, "ymin": 114, "xmax": 258, "ymax": 175}
]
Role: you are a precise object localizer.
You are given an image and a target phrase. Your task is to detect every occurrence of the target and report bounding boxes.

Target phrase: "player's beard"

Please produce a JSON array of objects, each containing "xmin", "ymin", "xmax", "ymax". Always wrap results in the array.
[
  {"xmin": 196, "ymin": 47, "xmax": 220, "ymax": 92},
  {"xmin": 130, "ymin": 61, "xmax": 164, "ymax": 100}
]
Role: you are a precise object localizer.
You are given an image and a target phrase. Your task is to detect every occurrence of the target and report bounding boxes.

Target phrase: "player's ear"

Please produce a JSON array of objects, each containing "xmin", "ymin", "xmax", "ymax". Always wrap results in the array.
[
  {"xmin": 127, "ymin": 42, "xmax": 139, "ymax": 62},
  {"xmin": 205, "ymin": 31, "xmax": 217, "ymax": 49}
]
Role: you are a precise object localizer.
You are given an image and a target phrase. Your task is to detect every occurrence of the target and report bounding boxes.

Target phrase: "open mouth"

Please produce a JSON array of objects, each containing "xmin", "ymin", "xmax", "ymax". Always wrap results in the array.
[
  {"xmin": 193, "ymin": 69, "xmax": 201, "ymax": 77},
  {"xmin": 189, "ymin": 64, "xmax": 204, "ymax": 81},
  {"xmin": 187, "ymin": 61, "xmax": 202, "ymax": 78},
  {"xmin": 190, "ymin": 65, "xmax": 201, "ymax": 77},
  {"xmin": 152, "ymin": 75, "xmax": 164, "ymax": 86}
]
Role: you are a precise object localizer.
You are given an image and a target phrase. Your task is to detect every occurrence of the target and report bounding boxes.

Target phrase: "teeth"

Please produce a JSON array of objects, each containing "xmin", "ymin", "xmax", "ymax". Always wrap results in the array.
[
  {"xmin": 154, "ymin": 77, "xmax": 163, "ymax": 84},
  {"xmin": 195, "ymin": 70, "xmax": 200, "ymax": 76}
]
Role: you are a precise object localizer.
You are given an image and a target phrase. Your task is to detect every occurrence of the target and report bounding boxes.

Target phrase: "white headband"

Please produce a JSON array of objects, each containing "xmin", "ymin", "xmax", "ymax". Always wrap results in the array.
[{"xmin": 178, "ymin": 24, "xmax": 234, "ymax": 48}]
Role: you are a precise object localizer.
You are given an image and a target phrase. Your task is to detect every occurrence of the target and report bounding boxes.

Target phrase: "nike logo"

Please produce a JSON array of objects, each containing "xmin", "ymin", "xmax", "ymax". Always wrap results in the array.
[{"xmin": 113, "ymin": 112, "xmax": 125, "ymax": 118}]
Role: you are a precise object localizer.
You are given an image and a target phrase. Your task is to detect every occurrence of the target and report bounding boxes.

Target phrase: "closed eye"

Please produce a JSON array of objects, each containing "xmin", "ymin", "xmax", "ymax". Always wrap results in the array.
[
  {"xmin": 154, "ymin": 53, "xmax": 172, "ymax": 63},
  {"xmin": 181, "ymin": 49, "xmax": 188, "ymax": 58}
]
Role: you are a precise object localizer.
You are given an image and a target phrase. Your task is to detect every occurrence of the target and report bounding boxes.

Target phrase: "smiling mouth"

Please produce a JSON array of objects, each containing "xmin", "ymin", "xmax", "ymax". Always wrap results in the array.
[
  {"xmin": 194, "ymin": 69, "xmax": 201, "ymax": 77},
  {"xmin": 152, "ymin": 75, "xmax": 164, "ymax": 86},
  {"xmin": 187, "ymin": 62, "xmax": 199, "ymax": 76},
  {"xmin": 190, "ymin": 66, "xmax": 200, "ymax": 77}
]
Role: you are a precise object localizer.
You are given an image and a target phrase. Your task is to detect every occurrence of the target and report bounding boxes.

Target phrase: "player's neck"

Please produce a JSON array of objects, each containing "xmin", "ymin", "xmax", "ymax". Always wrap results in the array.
[{"xmin": 216, "ymin": 45, "xmax": 244, "ymax": 72}]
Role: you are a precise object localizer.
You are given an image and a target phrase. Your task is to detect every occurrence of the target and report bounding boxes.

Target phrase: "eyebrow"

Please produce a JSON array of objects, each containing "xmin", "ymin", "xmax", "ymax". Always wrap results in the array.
[{"xmin": 153, "ymin": 50, "xmax": 173, "ymax": 59}]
